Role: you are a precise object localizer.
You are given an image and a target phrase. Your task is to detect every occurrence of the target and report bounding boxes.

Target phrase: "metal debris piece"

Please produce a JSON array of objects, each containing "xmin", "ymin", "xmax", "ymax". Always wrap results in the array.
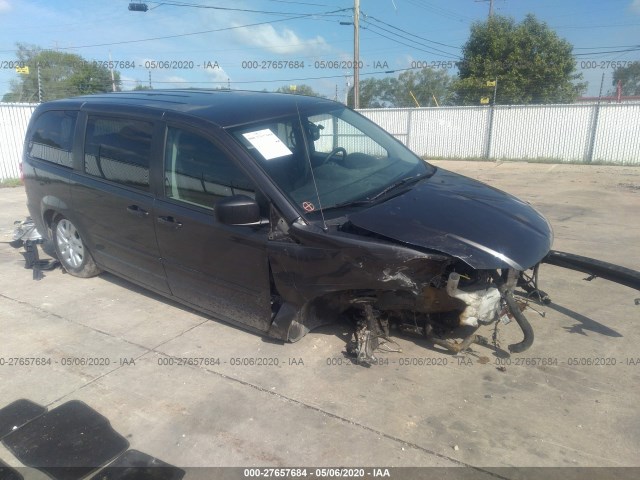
[
  {"xmin": 518, "ymin": 265, "xmax": 551, "ymax": 305},
  {"xmin": 11, "ymin": 218, "xmax": 42, "ymax": 248},
  {"xmin": 347, "ymin": 303, "xmax": 390, "ymax": 365},
  {"xmin": 429, "ymin": 330, "xmax": 491, "ymax": 354}
]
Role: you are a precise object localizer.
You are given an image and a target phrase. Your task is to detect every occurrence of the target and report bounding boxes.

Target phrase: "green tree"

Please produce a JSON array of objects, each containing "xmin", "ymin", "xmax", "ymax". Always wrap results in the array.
[
  {"xmin": 2, "ymin": 43, "xmax": 121, "ymax": 103},
  {"xmin": 454, "ymin": 14, "xmax": 586, "ymax": 105},
  {"xmin": 387, "ymin": 68, "xmax": 454, "ymax": 107},
  {"xmin": 275, "ymin": 84, "xmax": 323, "ymax": 97},
  {"xmin": 611, "ymin": 62, "xmax": 640, "ymax": 96},
  {"xmin": 349, "ymin": 68, "xmax": 454, "ymax": 108},
  {"xmin": 354, "ymin": 77, "xmax": 389, "ymax": 108}
]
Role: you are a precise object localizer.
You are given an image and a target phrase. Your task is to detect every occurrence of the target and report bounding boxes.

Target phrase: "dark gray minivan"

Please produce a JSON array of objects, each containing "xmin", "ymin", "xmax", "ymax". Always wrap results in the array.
[{"xmin": 22, "ymin": 89, "xmax": 553, "ymax": 361}]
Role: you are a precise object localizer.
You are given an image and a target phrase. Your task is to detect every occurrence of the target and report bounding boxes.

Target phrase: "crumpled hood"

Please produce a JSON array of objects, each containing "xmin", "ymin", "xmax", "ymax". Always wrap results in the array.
[{"xmin": 347, "ymin": 168, "xmax": 553, "ymax": 270}]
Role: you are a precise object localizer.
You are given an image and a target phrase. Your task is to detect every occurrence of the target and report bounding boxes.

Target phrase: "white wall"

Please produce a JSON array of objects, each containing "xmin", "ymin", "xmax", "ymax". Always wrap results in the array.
[
  {"xmin": 1, "ymin": 102, "xmax": 639, "ymax": 180},
  {"xmin": 360, "ymin": 103, "xmax": 640, "ymax": 165},
  {"xmin": 0, "ymin": 103, "xmax": 37, "ymax": 179}
]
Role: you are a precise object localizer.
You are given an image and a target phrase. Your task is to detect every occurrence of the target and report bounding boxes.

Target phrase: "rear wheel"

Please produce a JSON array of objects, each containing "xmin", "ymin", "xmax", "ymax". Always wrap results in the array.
[{"xmin": 53, "ymin": 217, "xmax": 101, "ymax": 278}]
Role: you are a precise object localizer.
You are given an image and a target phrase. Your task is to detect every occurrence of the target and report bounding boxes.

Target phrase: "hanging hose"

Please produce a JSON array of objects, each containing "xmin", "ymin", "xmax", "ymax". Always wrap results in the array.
[{"xmin": 492, "ymin": 272, "xmax": 534, "ymax": 353}]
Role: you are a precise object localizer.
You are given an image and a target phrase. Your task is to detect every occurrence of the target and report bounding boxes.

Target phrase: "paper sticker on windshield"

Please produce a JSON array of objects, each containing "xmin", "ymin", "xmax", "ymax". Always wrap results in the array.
[
  {"xmin": 302, "ymin": 201, "xmax": 315, "ymax": 212},
  {"xmin": 242, "ymin": 129, "xmax": 292, "ymax": 160}
]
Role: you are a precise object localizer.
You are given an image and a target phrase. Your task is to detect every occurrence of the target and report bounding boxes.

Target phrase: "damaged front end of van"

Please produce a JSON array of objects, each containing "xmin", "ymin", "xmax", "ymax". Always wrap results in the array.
[
  {"xmin": 226, "ymin": 103, "xmax": 640, "ymax": 365},
  {"xmin": 229, "ymin": 106, "xmax": 557, "ymax": 363},
  {"xmin": 262, "ymin": 166, "xmax": 554, "ymax": 364}
]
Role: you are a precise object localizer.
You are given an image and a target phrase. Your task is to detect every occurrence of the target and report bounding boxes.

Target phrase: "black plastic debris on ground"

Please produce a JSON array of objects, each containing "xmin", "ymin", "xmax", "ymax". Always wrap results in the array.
[
  {"xmin": 0, "ymin": 458, "xmax": 24, "ymax": 480},
  {"xmin": 10, "ymin": 218, "xmax": 60, "ymax": 280},
  {"xmin": 1, "ymin": 400, "xmax": 129, "ymax": 480},
  {"xmin": 20, "ymin": 240, "xmax": 60, "ymax": 280},
  {"xmin": 91, "ymin": 450, "xmax": 185, "ymax": 480},
  {"xmin": 0, "ymin": 399, "xmax": 46, "ymax": 440}
]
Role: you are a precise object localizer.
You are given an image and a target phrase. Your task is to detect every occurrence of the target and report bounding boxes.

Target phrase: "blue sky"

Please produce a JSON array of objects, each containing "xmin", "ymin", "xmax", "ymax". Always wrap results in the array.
[{"xmin": 1, "ymin": 0, "xmax": 639, "ymax": 101}]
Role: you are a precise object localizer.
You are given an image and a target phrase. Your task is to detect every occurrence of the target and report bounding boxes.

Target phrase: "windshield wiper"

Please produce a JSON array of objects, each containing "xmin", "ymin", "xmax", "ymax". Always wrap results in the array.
[
  {"xmin": 322, "ymin": 199, "xmax": 372, "ymax": 212},
  {"xmin": 367, "ymin": 173, "xmax": 428, "ymax": 202},
  {"xmin": 321, "ymin": 173, "xmax": 429, "ymax": 212}
]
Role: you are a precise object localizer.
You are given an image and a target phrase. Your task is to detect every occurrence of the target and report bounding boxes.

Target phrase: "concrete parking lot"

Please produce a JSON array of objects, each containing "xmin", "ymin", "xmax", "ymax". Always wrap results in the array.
[{"xmin": 1, "ymin": 160, "xmax": 639, "ymax": 477}]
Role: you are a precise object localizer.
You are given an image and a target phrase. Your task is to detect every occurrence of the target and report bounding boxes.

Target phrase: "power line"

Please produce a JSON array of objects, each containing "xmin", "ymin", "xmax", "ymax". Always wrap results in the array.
[
  {"xmin": 552, "ymin": 22, "xmax": 640, "ymax": 29},
  {"xmin": 258, "ymin": 0, "xmax": 336, "ymax": 6},
  {"xmin": 360, "ymin": 22, "xmax": 460, "ymax": 60},
  {"xmin": 152, "ymin": 1, "xmax": 325, "ymax": 15},
  {"xmin": 574, "ymin": 44, "xmax": 640, "ymax": 50},
  {"xmin": 363, "ymin": 14, "xmax": 462, "ymax": 50},
  {"xmin": 118, "ymin": 65, "xmax": 424, "ymax": 86},
  {"xmin": 0, "ymin": 8, "xmax": 351, "ymax": 53},
  {"xmin": 475, "ymin": 0, "xmax": 495, "ymax": 18},
  {"xmin": 574, "ymin": 47, "xmax": 640, "ymax": 56},
  {"xmin": 154, "ymin": 0, "xmax": 338, "ymax": 7},
  {"xmin": 403, "ymin": 0, "xmax": 473, "ymax": 22}
]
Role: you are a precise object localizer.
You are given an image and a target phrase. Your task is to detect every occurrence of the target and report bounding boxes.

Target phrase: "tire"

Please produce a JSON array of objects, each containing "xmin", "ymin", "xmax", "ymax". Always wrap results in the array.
[
  {"xmin": 41, "ymin": 238, "xmax": 57, "ymax": 258},
  {"xmin": 52, "ymin": 217, "xmax": 102, "ymax": 278}
]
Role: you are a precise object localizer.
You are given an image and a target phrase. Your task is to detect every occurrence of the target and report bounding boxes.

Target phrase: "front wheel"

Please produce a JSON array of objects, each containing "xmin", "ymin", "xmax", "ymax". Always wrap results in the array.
[{"xmin": 53, "ymin": 217, "xmax": 101, "ymax": 278}]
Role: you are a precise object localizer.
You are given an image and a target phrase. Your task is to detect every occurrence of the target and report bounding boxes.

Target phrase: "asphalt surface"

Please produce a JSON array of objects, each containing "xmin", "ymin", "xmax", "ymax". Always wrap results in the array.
[{"xmin": 1, "ymin": 161, "xmax": 639, "ymax": 478}]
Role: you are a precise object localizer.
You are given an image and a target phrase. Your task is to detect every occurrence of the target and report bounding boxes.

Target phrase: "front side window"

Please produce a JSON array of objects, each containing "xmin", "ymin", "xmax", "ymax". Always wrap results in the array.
[
  {"xmin": 164, "ymin": 127, "xmax": 254, "ymax": 209},
  {"xmin": 28, "ymin": 110, "xmax": 77, "ymax": 167},
  {"xmin": 308, "ymin": 112, "xmax": 388, "ymax": 158},
  {"xmin": 84, "ymin": 116, "xmax": 152, "ymax": 190},
  {"xmin": 230, "ymin": 107, "xmax": 433, "ymax": 214}
]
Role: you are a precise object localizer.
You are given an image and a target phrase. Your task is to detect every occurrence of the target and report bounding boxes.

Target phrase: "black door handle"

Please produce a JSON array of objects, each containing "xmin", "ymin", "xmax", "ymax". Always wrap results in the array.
[
  {"xmin": 157, "ymin": 216, "xmax": 183, "ymax": 228},
  {"xmin": 126, "ymin": 205, "xmax": 149, "ymax": 217}
]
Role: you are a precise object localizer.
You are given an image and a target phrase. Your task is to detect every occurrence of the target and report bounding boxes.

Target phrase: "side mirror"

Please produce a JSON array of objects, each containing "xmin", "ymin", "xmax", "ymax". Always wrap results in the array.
[{"xmin": 215, "ymin": 194, "xmax": 261, "ymax": 225}]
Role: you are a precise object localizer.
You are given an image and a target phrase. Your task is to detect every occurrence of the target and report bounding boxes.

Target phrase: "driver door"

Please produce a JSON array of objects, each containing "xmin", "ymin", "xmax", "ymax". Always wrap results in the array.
[{"xmin": 154, "ymin": 123, "xmax": 273, "ymax": 333}]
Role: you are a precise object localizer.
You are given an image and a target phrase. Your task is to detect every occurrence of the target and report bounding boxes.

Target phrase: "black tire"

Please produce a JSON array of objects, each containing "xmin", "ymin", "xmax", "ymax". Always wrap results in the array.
[
  {"xmin": 41, "ymin": 236, "xmax": 57, "ymax": 258},
  {"xmin": 52, "ymin": 217, "xmax": 102, "ymax": 278}
]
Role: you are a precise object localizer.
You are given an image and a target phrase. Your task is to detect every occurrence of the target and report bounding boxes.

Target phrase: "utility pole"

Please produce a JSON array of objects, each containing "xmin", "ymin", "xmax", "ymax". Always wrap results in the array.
[
  {"xmin": 476, "ymin": 0, "xmax": 495, "ymax": 19},
  {"xmin": 339, "ymin": 0, "xmax": 360, "ymax": 107},
  {"xmin": 109, "ymin": 51, "xmax": 116, "ymax": 92},
  {"xmin": 353, "ymin": 0, "xmax": 360, "ymax": 108},
  {"xmin": 344, "ymin": 76, "xmax": 352, "ymax": 105}
]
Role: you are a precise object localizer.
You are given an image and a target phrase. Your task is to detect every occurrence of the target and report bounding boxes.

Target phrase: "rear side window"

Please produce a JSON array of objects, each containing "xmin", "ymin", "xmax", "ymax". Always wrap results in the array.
[
  {"xmin": 27, "ymin": 110, "xmax": 77, "ymax": 168},
  {"xmin": 164, "ymin": 126, "xmax": 255, "ymax": 208},
  {"xmin": 84, "ymin": 116, "xmax": 153, "ymax": 190}
]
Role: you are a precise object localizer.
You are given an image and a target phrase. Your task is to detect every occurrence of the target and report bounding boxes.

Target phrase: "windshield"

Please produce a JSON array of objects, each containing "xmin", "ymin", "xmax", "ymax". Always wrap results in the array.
[{"xmin": 229, "ymin": 107, "xmax": 434, "ymax": 215}]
